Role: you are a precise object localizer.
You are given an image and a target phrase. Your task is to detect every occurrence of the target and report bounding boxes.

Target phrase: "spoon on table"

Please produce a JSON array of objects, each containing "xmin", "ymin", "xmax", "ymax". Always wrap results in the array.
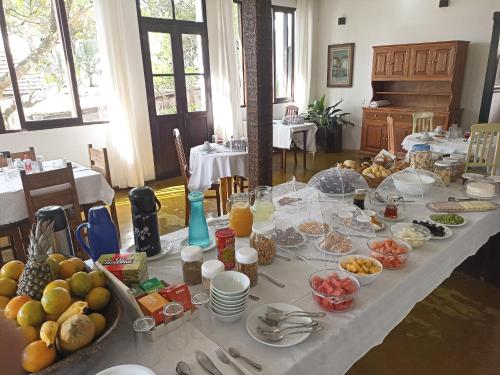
[
  {"xmin": 176, "ymin": 361, "xmax": 192, "ymax": 375},
  {"xmin": 228, "ymin": 347, "xmax": 262, "ymax": 371},
  {"xmin": 448, "ymin": 196, "xmax": 475, "ymax": 202}
]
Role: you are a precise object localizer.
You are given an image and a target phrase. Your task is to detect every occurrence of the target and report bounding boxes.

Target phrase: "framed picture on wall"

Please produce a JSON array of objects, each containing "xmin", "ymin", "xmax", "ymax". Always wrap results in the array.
[{"xmin": 327, "ymin": 43, "xmax": 354, "ymax": 87}]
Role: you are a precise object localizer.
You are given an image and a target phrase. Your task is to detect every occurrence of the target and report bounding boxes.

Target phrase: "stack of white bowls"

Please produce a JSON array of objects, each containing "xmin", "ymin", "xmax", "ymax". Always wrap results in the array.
[{"xmin": 210, "ymin": 271, "xmax": 250, "ymax": 323}]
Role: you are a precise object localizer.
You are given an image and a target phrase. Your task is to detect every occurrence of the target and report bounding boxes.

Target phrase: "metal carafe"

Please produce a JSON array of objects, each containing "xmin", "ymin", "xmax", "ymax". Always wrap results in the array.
[
  {"xmin": 36, "ymin": 206, "xmax": 75, "ymax": 257},
  {"xmin": 128, "ymin": 186, "xmax": 162, "ymax": 257}
]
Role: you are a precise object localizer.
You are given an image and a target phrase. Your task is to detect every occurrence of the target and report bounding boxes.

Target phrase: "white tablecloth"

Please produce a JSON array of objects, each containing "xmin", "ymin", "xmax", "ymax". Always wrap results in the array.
[
  {"xmin": 273, "ymin": 122, "xmax": 317, "ymax": 152},
  {"xmin": 402, "ymin": 133, "xmax": 469, "ymax": 154},
  {"xmin": 188, "ymin": 145, "xmax": 248, "ymax": 192},
  {"xmin": 0, "ymin": 162, "xmax": 115, "ymax": 226},
  {"xmin": 86, "ymin": 182, "xmax": 500, "ymax": 375}
]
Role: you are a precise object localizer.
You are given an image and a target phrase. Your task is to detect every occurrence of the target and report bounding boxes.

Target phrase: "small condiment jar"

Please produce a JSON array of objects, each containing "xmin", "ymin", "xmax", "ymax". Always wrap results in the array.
[
  {"xmin": 443, "ymin": 157, "xmax": 460, "ymax": 182},
  {"xmin": 250, "ymin": 221, "xmax": 276, "ymax": 265},
  {"xmin": 201, "ymin": 259, "xmax": 225, "ymax": 292},
  {"xmin": 215, "ymin": 228, "xmax": 236, "ymax": 270},
  {"xmin": 384, "ymin": 196, "xmax": 399, "ymax": 219},
  {"xmin": 181, "ymin": 245, "xmax": 203, "ymax": 285},
  {"xmin": 433, "ymin": 160, "xmax": 452, "ymax": 186},
  {"xmin": 236, "ymin": 247, "xmax": 258, "ymax": 287},
  {"xmin": 353, "ymin": 189, "xmax": 366, "ymax": 210}
]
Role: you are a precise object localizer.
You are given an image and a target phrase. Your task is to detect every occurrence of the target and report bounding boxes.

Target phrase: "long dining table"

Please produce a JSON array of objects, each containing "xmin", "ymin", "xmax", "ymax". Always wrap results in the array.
[{"xmin": 86, "ymin": 180, "xmax": 500, "ymax": 375}]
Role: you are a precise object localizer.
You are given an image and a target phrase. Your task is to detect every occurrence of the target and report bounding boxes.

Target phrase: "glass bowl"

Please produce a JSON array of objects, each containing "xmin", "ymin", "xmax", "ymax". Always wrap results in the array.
[
  {"xmin": 367, "ymin": 237, "xmax": 411, "ymax": 270},
  {"xmin": 390, "ymin": 223, "xmax": 431, "ymax": 249},
  {"xmin": 338, "ymin": 254, "xmax": 383, "ymax": 285},
  {"xmin": 308, "ymin": 269, "xmax": 360, "ymax": 313}
]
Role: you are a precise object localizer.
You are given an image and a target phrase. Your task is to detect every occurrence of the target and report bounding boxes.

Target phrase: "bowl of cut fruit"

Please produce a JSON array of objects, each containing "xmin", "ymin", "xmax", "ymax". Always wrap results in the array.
[
  {"xmin": 338, "ymin": 254, "xmax": 383, "ymax": 285},
  {"xmin": 309, "ymin": 270, "xmax": 360, "ymax": 313},
  {"xmin": 367, "ymin": 237, "xmax": 411, "ymax": 269}
]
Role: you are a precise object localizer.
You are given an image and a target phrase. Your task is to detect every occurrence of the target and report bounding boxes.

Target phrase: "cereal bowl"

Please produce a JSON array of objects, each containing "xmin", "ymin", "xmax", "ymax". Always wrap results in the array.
[
  {"xmin": 390, "ymin": 222, "xmax": 431, "ymax": 248},
  {"xmin": 367, "ymin": 237, "xmax": 411, "ymax": 270},
  {"xmin": 211, "ymin": 271, "xmax": 250, "ymax": 296},
  {"xmin": 338, "ymin": 254, "xmax": 383, "ymax": 285},
  {"xmin": 308, "ymin": 269, "xmax": 360, "ymax": 313}
]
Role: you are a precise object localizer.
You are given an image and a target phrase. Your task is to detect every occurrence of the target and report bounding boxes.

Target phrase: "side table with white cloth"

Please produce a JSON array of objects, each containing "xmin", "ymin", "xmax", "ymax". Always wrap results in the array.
[
  {"xmin": 273, "ymin": 121, "xmax": 317, "ymax": 172},
  {"xmin": 401, "ymin": 132, "xmax": 470, "ymax": 155},
  {"xmin": 188, "ymin": 144, "xmax": 248, "ymax": 214}
]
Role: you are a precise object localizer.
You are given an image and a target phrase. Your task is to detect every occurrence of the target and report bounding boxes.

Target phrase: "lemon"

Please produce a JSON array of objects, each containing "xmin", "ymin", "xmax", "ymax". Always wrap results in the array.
[
  {"xmin": 43, "ymin": 279, "xmax": 70, "ymax": 295},
  {"xmin": 41, "ymin": 287, "xmax": 71, "ymax": 314},
  {"xmin": 89, "ymin": 271, "xmax": 106, "ymax": 288},
  {"xmin": 85, "ymin": 287, "xmax": 110, "ymax": 311},
  {"xmin": 48, "ymin": 253, "xmax": 66, "ymax": 264},
  {"xmin": 67, "ymin": 257, "xmax": 85, "ymax": 272},
  {"xmin": 17, "ymin": 301, "xmax": 45, "ymax": 327},
  {"xmin": 0, "ymin": 260, "xmax": 24, "ymax": 281},
  {"xmin": 58, "ymin": 260, "xmax": 79, "ymax": 279},
  {"xmin": 69, "ymin": 272, "xmax": 92, "ymax": 298},
  {"xmin": 0, "ymin": 277, "xmax": 18, "ymax": 297},
  {"xmin": 88, "ymin": 313, "xmax": 106, "ymax": 338}
]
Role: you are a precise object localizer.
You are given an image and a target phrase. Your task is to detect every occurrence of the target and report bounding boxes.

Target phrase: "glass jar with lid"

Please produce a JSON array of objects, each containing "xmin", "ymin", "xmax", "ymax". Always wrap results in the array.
[
  {"xmin": 443, "ymin": 157, "xmax": 460, "ymax": 182},
  {"xmin": 249, "ymin": 221, "xmax": 276, "ymax": 265},
  {"xmin": 450, "ymin": 153, "xmax": 466, "ymax": 176},
  {"xmin": 409, "ymin": 144, "xmax": 433, "ymax": 170},
  {"xmin": 201, "ymin": 259, "xmax": 225, "ymax": 292},
  {"xmin": 434, "ymin": 161, "xmax": 452, "ymax": 186},
  {"xmin": 236, "ymin": 247, "xmax": 258, "ymax": 287},
  {"xmin": 181, "ymin": 245, "xmax": 203, "ymax": 285}
]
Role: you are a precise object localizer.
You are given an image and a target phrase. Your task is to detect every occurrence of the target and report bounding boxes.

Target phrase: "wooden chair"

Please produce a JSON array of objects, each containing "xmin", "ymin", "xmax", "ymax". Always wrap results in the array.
[
  {"xmin": 465, "ymin": 123, "xmax": 500, "ymax": 175},
  {"xmin": 387, "ymin": 115, "xmax": 397, "ymax": 155},
  {"xmin": 0, "ymin": 147, "xmax": 36, "ymax": 167},
  {"xmin": 285, "ymin": 105, "xmax": 299, "ymax": 117},
  {"xmin": 412, "ymin": 112, "xmax": 434, "ymax": 133},
  {"xmin": 173, "ymin": 129, "xmax": 221, "ymax": 226},
  {"xmin": 87, "ymin": 144, "xmax": 120, "ymax": 241}
]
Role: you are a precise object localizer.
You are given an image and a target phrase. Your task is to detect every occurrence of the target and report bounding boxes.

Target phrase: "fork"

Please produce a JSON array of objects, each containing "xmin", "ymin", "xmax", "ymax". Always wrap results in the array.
[
  {"xmin": 267, "ymin": 306, "xmax": 326, "ymax": 318},
  {"xmin": 257, "ymin": 320, "xmax": 319, "ymax": 334},
  {"xmin": 258, "ymin": 326, "xmax": 324, "ymax": 342},
  {"xmin": 216, "ymin": 348, "xmax": 246, "ymax": 375}
]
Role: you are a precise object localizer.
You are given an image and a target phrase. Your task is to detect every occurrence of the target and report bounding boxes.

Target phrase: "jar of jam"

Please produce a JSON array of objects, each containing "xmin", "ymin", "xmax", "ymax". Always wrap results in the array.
[
  {"xmin": 201, "ymin": 259, "xmax": 225, "ymax": 292},
  {"xmin": 353, "ymin": 189, "xmax": 366, "ymax": 210},
  {"xmin": 409, "ymin": 144, "xmax": 432, "ymax": 171},
  {"xmin": 215, "ymin": 228, "xmax": 236, "ymax": 269},
  {"xmin": 181, "ymin": 245, "xmax": 203, "ymax": 285},
  {"xmin": 236, "ymin": 247, "xmax": 258, "ymax": 287}
]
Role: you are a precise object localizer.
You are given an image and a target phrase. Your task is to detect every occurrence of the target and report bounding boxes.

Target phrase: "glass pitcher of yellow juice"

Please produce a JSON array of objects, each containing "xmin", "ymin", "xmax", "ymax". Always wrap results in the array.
[
  {"xmin": 251, "ymin": 186, "xmax": 276, "ymax": 222},
  {"xmin": 228, "ymin": 193, "xmax": 253, "ymax": 237}
]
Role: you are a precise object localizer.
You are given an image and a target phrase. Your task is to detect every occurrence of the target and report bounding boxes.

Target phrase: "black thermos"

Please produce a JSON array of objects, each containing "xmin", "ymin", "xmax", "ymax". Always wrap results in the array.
[{"xmin": 128, "ymin": 186, "xmax": 162, "ymax": 257}]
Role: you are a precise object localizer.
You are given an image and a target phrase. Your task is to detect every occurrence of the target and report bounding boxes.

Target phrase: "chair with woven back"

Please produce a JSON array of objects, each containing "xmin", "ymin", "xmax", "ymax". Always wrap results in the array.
[
  {"xmin": 20, "ymin": 162, "xmax": 84, "ymax": 256},
  {"xmin": 412, "ymin": 112, "xmax": 434, "ymax": 133},
  {"xmin": 0, "ymin": 147, "xmax": 36, "ymax": 168},
  {"xmin": 464, "ymin": 123, "xmax": 500, "ymax": 175},
  {"xmin": 87, "ymin": 144, "xmax": 120, "ymax": 241},
  {"xmin": 173, "ymin": 129, "xmax": 221, "ymax": 226}
]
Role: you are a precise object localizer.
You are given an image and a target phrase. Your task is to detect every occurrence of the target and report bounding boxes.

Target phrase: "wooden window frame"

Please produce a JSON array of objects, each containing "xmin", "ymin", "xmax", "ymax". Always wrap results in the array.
[
  {"xmin": 272, "ymin": 5, "xmax": 295, "ymax": 104},
  {"xmin": 0, "ymin": 0, "xmax": 108, "ymax": 134}
]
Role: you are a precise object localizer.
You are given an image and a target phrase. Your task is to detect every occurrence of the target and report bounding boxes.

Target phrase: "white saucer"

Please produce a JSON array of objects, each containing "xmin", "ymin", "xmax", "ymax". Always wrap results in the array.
[
  {"xmin": 179, "ymin": 235, "xmax": 216, "ymax": 252},
  {"xmin": 96, "ymin": 365, "xmax": 156, "ymax": 375},
  {"xmin": 377, "ymin": 209, "xmax": 406, "ymax": 221},
  {"xmin": 125, "ymin": 239, "xmax": 173, "ymax": 261}
]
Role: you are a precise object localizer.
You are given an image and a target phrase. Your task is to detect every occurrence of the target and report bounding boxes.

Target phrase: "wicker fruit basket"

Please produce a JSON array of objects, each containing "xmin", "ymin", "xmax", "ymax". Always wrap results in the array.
[{"xmin": 363, "ymin": 175, "xmax": 386, "ymax": 188}]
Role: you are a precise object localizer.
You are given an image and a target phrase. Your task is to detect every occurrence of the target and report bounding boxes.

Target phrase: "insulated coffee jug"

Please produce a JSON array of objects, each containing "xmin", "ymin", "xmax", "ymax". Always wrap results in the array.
[
  {"xmin": 128, "ymin": 186, "xmax": 162, "ymax": 257},
  {"xmin": 36, "ymin": 206, "xmax": 75, "ymax": 257}
]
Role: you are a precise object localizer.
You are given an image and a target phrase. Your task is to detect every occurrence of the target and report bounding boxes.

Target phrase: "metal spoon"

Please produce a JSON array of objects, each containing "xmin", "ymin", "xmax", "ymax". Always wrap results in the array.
[
  {"xmin": 257, "ymin": 320, "xmax": 319, "ymax": 334},
  {"xmin": 448, "ymin": 196, "xmax": 475, "ymax": 202},
  {"xmin": 228, "ymin": 347, "xmax": 262, "ymax": 371},
  {"xmin": 258, "ymin": 325, "xmax": 324, "ymax": 342},
  {"xmin": 176, "ymin": 361, "xmax": 192, "ymax": 375}
]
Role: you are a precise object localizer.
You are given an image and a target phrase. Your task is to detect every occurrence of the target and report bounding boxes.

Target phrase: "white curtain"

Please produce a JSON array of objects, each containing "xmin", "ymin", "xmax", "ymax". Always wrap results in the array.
[
  {"xmin": 295, "ymin": 0, "xmax": 316, "ymax": 113},
  {"xmin": 95, "ymin": 0, "xmax": 155, "ymax": 188},
  {"xmin": 206, "ymin": 0, "xmax": 244, "ymax": 140}
]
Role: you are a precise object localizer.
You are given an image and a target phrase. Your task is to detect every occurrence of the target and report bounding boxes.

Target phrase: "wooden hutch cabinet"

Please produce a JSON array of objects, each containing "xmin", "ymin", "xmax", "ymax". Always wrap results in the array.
[{"xmin": 361, "ymin": 40, "xmax": 469, "ymax": 155}]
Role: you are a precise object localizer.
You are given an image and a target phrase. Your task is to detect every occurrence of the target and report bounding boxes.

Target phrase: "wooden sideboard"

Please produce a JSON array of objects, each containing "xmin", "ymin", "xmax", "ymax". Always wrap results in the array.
[{"xmin": 361, "ymin": 40, "xmax": 469, "ymax": 155}]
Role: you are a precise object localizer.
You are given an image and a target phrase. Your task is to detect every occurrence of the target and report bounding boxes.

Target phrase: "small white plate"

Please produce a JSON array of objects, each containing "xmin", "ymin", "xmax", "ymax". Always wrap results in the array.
[
  {"xmin": 377, "ymin": 209, "xmax": 406, "ymax": 222},
  {"xmin": 179, "ymin": 235, "xmax": 216, "ymax": 252},
  {"xmin": 416, "ymin": 218, "xmax": 453, "ymax": 240},
  {"xmin": 246, "ymin": 303, "xmax": 313, "ymax": 348},
  {"xmin": 427, "ymin": 213, "xmax": 466, "ymax": 227},
  {"xmin": 274, "ymin": 229, "xmax": 307, "ymax": 249},
  {"xmin": 461, "ymin": 173, "xmax": 486, "ymax": 181},
  {"xmin": 315, "ymin": 237, "xmax": 356, "ymax": 257},
  {"xmin": 96, "ymin": 365, "xmax": 156, "ymax": 375},
  {"xmin": 298, "ymin": 221, "xmax": 331, "ymax": 238},
  {"xmin": 125, "ymin": 239, "xmax": 173, "ymax": 261}
]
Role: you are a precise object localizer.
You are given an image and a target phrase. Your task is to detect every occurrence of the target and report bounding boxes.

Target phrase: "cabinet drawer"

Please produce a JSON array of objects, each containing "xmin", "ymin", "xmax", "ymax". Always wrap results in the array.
[
  {"xmin": 364, "ymin": 111, "xmax": 388, "ymax": 121},
  {"xmin": 390, "ymin": 113, "xmax": 413, "ymax": 123}
]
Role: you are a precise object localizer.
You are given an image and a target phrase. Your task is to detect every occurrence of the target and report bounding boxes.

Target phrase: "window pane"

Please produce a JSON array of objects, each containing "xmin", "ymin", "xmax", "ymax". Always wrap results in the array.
[
  {"xmin": 4, "ymin": 0, "xmax": 76, "ymax": 121},
  {"xmin": 286, "ymin": 13, "xmax": 293, "ymax": 97},
  {"xmin": 67, "ymin": 0, "xmax": 108, "ymax": 122},
  {"xmin": 182, "ymin": 34, "xmax": 204, "ymax": 74},
  {"xmin": 274, "ymin": 12, "xmax": 286, "ymax": 99},
  {"xmin": 0, "ymin": 34, "xmax": 21, "ymax": 130},
  {"xmin": 148, "ymin": 32, "xmax": 174, "ymax": 74},
  {"xmin": 140, "ymin": 0, "xmax": 173, "ymax": 19},
  {"xmin": 232, "ymin": 2, "xmax": 245, "ymax": 106},
  {"xmin": 153, "ymin": 76, "xmax": 177, "ymax": 115},
  {"xmin": 174, "ymin": 0, "xmax": 203, "ymax": 22},
  {"xmin": 185, "ymin": 75, "xmax": 205, "ymax": 112}
]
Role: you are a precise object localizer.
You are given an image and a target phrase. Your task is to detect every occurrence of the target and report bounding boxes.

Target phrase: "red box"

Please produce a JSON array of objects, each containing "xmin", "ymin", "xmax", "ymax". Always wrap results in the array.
[{"xmin": 159, "ymin": 284, "xmax": 193, "ymax": 312}]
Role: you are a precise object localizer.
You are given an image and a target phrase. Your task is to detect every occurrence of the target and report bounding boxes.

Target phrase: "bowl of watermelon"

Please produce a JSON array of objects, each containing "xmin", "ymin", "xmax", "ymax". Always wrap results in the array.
[
  {"xmin": 367, "ymin": 237, "xmax": 411, "ymax": 270},
  {"xmin": 309, "ymin": 270, "xmax": 360, "ymax": 313}
]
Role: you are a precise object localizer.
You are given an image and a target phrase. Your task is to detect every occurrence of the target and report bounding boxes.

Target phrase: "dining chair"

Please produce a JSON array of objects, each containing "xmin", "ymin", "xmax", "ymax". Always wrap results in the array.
[
  {"xmin": 0, "ymin": 146, "xmax": 36, "ymax": 167},
  {"xmin": 285, "ymin": 105, "xmax": 299, "ymax": 117},
  {"xmin": 87, "ymin": 144, "xmax": 120, "ymax": 241},
  {"xmin": 464, "ymin": 123, "xmax": 500, "ymax": 175},
  {"xmin": 173, "ymin": 129, "xmax": 221, "ymax": 226},
  {"xmin": 412, "ymin": 112, "xmax": 434, "ymax": 133},
  {"xmin": 0, "ymin": 223, "xmax": 28, "ymax": 264}
]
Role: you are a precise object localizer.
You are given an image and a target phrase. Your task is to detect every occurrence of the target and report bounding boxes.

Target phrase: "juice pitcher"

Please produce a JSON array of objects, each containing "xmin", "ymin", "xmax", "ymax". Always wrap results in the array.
[
  {"xmin": 228, "ymin": 193, "xmax": 253, "ymax": 237},
  {"xmin": 251, "ymin": 186, "xmax": 276, "ymax": 222}
]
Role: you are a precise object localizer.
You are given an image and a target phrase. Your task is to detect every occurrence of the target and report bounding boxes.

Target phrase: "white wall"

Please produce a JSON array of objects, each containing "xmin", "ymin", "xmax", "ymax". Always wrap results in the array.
[{"xmin": 314, "ymin": 0, "xmax": 499, "ymax": 150}]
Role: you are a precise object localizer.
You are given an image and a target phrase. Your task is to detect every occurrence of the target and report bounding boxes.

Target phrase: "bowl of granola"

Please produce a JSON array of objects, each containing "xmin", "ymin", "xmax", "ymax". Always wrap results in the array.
[
  {"xmin": 315, "ymin": 231, "xmax": 354, "ymax": 256},
  {"xmin": 298, "ymin": 220, "xmax": 330, "ymax": 237}
]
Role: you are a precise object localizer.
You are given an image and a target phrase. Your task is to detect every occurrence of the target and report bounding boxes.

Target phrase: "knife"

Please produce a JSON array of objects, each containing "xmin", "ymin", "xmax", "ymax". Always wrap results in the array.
[{"xmin": 196, "ymin": 350, "xmax": 223, "ymax": 375}]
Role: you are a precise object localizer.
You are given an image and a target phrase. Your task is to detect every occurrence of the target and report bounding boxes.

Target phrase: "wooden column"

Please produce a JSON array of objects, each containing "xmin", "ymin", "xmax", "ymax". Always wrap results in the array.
[{"xmin": 242, "ymin": 0, "xmax": 273, "ymax": 189}]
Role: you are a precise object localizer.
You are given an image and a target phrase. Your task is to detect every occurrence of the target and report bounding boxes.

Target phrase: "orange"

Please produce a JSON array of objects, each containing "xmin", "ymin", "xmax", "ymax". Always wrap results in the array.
[
  {"xmin": 43, "ymin": 279, "xmax": 70, "ymax": 295},
  {"xmin": 16, "ymin": 325, "xmax": 38, "ymax": 347},
  {"xmin": 41, "ymin": 287, "xmax": 71, "ymax": 314},
  {"xmin": 88, "ymin": 313, "xmax": 106, "ymax": 338},
  {"xmin": 22, "ymin": 340, "xmax": 57, "ymax": 372},
  {"xmin": 67, "ymin": 257, "xmax": 85, "ymax": 272},
  {"xmin": 0, "ymin": 260, "xmax": 24, "ymax": 281},
  {"xmin": 85, "ymin": 287, "xmax": 110, "ymax": 311},
  {"xmin": 0, "ymin": 295, "xmax": 10, "ymax": 310},
  {"xmin": 17, "ymin": 300, "xmax": 45, "ymax": 327},
  {"xmin": 89, "ymin": 270, "xmax": 106, "ymax": 288},
  {"xmin": 0, "ymin": 277, "xmax": 17, "ymax": 297},
  {"xmin": 4, "ymin": 295, "xmax": 32, "ymax": 320},
  {"xmin": 58, "ymin": 260, "xmax": 79, "ymax": 279},
  {"xmin": 47, "ymin": 253, "xmax": 66, "ymax": 264}
]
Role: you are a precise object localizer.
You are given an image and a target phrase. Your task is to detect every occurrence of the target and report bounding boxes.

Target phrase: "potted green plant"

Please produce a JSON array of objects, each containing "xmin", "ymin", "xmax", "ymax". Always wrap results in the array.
[{"xmin": 303, "ymin": 95, "xmax": 355, "ymax": 153}]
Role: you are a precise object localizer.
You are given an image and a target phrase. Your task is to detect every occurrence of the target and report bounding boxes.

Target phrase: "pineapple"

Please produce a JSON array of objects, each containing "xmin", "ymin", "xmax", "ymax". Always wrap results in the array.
[{"xmin": 17, "ymin": 220, "xmax": 54, "ymax": 300}]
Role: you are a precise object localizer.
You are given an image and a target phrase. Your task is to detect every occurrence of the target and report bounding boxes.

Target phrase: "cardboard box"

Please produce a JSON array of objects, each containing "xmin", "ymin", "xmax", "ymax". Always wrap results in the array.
[
  {"xmin": 139, "ymin": 278, "xmax": 167, "ymax": 294},
  {"xmin": 137, "ymin": 292, "xmax": 169, "ymax": 325},
  {"xmin": 98, "ymin": 253, "xmax": 148, "ymax": 286},
  {"xmin": 159, "ymin": 283, "xmax": 193, "ymax": 312}
]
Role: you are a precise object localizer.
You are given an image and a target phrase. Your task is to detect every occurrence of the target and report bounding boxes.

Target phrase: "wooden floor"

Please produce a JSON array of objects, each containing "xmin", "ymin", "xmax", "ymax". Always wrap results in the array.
[{"xmin": 111, "ymin": 150, "xmax": 500, "ymax": 375}]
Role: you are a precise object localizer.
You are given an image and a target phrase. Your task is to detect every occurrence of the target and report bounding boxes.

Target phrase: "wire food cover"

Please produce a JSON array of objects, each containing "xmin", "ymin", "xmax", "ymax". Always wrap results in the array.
[
  {"xmin": 272, "ymin": 176, "xmax": 309, "ymax": 213},
  {"xmin": 307, "ymin": 167, "xmax": 369, "ymax": 199},
  {"xmin": 376, "ymin": 168, "xmax": 445, "ymax": 199}
]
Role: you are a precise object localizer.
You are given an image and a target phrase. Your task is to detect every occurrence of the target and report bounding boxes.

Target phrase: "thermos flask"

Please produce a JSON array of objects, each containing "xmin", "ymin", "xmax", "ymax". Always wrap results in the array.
[
  {"xmin": 36, "ymin": 206, "xmax": 75, "ymax": 257},
  {"xmin": 128, "ymin": 186, "xmax": 162, "ymax": 257}
]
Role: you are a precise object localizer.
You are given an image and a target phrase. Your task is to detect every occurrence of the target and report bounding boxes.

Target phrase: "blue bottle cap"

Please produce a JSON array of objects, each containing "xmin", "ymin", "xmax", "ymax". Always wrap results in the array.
[{"xmin": 411, "ymin": 144, "xmax": 431, "ymax": 152}]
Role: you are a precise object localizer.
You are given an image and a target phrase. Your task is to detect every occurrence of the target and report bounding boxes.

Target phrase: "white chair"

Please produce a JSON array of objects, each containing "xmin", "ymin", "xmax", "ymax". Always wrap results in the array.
[
  {"xmin": 465, "ymin": 123, "xmax": 500, "ymax": 176},
  {"xmin": 412, "ymin": 112, "xmax": 434, "ymax": 133}
]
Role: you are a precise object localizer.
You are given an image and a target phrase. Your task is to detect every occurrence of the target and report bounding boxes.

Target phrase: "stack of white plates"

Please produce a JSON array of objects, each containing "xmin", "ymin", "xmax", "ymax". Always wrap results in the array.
[{"xmin": 210, "ymin": 271, "xmax": 250, "ymax": 323}]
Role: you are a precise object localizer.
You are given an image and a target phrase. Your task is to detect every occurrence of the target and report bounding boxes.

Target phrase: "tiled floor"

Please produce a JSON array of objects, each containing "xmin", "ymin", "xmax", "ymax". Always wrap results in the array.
[{"xmin": 107, "ymin": 150, "xmax": 500, "ymax": 374}]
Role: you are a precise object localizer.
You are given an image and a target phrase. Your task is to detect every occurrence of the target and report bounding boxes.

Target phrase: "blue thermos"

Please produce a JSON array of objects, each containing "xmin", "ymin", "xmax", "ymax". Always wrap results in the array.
[{"xmin": 76, "ymin": 206, "xmax": 120, "ymax": 261}]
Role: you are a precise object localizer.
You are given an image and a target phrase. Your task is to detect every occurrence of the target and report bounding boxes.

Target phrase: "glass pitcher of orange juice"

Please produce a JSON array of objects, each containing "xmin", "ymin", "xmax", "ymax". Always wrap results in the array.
[{"xmin": 228, "ymin": 193, "xmax": 253, "ymax": 237}]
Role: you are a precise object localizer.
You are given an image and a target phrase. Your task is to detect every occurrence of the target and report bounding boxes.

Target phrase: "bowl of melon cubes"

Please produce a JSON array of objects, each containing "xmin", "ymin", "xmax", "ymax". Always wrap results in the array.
[
  {"xmin": 367, "ymin": 237, "xmax": 411, "ymax": 270},
  {"xmin": 339, "ymin": 254, "xmax": 383, "ymax": 285},
  {"xmin": 309, "ymin": 270, "xmax": 360, "ymax": 313}
]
